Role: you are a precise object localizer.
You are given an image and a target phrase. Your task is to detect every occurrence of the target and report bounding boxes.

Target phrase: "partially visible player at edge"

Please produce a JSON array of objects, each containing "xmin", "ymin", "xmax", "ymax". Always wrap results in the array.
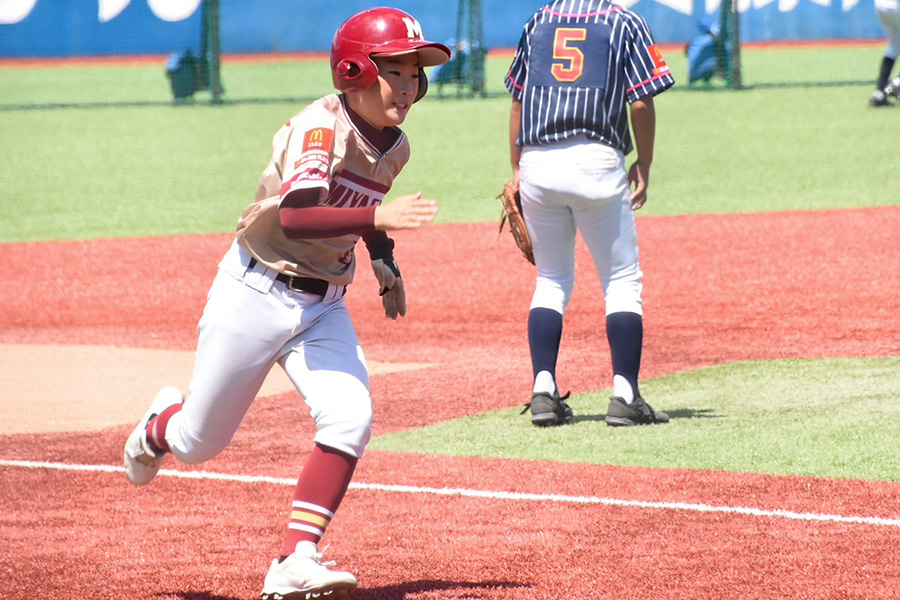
[
  {"xmin": 123, "ymin": 8, "xmax": 449, "ymax": 599},
  {"xmin": 506, "ymin": 0, "xmax": 675, "ymax": 427},
  {"xmin": 870, "ymin": 0, "xmax": 900, "ymax": 106}
]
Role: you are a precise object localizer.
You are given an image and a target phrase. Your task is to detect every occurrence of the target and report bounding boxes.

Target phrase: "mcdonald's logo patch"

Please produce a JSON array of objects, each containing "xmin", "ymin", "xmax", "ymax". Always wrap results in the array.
[
  {"xmin": 648, "ymin": 45, "xmax": 670, "ymax": 76},
  {"xmin": 302, "ymin": 127, "xmax": 334, "ymax": 154}
]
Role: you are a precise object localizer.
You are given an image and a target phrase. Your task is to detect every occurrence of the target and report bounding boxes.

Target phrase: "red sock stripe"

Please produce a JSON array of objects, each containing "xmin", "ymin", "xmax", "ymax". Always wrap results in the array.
[
  {"xmin": 147, "ymin": 403, "xmax": 182, "ymax": 453},
  {"xmin": 280, "ymin": 444, "xmax": 358, "ymax": 556}
]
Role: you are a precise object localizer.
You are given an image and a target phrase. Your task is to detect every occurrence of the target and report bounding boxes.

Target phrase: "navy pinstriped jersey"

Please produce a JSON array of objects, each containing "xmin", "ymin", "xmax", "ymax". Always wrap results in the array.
[{"xmin": 505, "ymin": 0, "xmax": 675, "ymax": 155}]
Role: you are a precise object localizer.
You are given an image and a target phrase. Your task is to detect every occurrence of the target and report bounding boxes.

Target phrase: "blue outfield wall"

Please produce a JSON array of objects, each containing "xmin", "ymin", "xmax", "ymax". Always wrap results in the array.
[{"xmin": 0, "ymin": 0, "xmax": 885, "ymax": 58}]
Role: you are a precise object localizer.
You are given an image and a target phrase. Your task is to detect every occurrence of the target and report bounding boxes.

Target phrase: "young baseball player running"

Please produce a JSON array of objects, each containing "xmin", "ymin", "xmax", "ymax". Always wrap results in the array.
[
  {"xmin": 507, "ymin": 0, "xmax": 675, "ymax": 427},
  {"xmin": 123, "ymin": 8, "xmax": 449, "ymax": 599}
]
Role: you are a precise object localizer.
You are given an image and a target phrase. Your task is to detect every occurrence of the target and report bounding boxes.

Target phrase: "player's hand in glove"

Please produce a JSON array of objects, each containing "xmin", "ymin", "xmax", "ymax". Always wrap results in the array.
[
  {"xmin": 498, "ymin": 181, "xmax": 535, "ymax": 265},
  {"xmin": 371, "ymin": 258, "xmax": 407, "ymax": 320}
]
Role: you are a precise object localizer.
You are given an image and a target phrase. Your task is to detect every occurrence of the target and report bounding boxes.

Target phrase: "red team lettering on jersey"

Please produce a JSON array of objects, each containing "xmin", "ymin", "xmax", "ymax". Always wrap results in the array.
[{"xmin": 327, "ymin": 171, "xmax": 390, "ymax": 209}]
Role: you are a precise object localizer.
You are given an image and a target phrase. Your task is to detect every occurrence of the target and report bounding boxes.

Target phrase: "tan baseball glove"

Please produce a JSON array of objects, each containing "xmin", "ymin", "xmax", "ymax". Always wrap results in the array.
[{"xmin": 497, "ymin": 181, "xmax": 535, "ymax": 265}]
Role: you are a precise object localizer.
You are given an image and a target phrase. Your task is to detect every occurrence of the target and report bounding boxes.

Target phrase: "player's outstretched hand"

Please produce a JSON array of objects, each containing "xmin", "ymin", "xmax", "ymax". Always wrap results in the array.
[{"xmin": 374, "ymin": 193, "xmax": 438, "ymax": 231}]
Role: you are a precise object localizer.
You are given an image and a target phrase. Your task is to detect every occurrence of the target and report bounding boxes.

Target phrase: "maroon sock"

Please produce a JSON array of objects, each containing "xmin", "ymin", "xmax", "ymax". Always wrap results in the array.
[
  {"xmin": 280, "ymin": 444, "xmax": 358, "ymax": 557},
  {"xmin": 146, "ymin": 403, "xmax": 182, "ymax": 453}
]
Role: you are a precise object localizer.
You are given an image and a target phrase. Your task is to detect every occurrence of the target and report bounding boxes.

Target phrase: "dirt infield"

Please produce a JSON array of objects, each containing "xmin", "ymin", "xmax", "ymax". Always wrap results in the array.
[
  {"xmin": 0, "ymin": 343, "xmax": 431, "ymax": 435},
  {"xmin": 2, "ymin": 208, "xmax": 898, "ymax": 435},
  {"xmin": 1, "ymin": 208, "xmax": 899, "ymax": 599}
]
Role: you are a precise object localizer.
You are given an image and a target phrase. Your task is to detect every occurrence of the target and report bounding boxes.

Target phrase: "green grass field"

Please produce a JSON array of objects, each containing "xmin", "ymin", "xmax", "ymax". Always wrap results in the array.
[
  {"xmin": 1, "ymin": 46, "xmax": 894, "ymax": 241},
  {"xmin": 369, "ymin": 358, "xmax": 900, "ymax": 481},
  {"xmin": 2, "ymin": 46, "xmax": 898, "ymax": 482}
]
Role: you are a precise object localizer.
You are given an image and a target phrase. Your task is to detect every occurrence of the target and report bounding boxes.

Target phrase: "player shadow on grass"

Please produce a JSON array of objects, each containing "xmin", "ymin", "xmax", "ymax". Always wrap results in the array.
[{"xmin": 571, "ymin": 407, "xmax": 720, "ymax": 424}]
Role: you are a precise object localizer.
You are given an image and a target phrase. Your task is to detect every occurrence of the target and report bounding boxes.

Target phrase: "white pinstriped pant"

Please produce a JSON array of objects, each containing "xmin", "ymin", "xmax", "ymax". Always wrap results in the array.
[
  {"xmin": 877, "ymin": 0, "xmax": 900, "ymax": 59},
  {"xmin": 519, "ymin": 137, "xmax": 643, "ymax": 317}
]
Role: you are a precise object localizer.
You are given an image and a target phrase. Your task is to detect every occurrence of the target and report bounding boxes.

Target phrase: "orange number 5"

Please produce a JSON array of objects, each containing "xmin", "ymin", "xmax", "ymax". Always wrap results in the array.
[{"xmin": 551, "ymin": 28, "xmax": 587, "ymax": 82}]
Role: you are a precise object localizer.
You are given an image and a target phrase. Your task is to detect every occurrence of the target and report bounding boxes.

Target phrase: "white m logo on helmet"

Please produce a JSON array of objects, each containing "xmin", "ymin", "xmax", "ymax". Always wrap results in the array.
[{"xmin": 401, "ymin": 16, "xmax": 424, "ymax": 40}]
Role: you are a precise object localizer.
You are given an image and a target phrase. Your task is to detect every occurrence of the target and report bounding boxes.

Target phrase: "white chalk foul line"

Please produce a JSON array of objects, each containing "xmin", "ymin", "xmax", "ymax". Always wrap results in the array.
[{"xmin": 3, "ymin": 458, "xmax": 899, "ymax": 528}]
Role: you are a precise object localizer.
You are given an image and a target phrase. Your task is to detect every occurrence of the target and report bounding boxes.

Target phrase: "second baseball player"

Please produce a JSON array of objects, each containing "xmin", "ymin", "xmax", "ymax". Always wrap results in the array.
[{"xmin": 507, "ymin": 0, "xmax": 675, "ymax": 427}]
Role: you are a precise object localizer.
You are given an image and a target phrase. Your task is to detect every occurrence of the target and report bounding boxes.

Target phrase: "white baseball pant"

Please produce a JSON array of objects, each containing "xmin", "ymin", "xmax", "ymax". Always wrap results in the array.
[
  {"xmin": 877, "ymin": 0, "xmax": 900, "ymax": 59},
  {"xmin": 162, "ymin": 240, "xmax": 373, "ymax": 463},
  {"xmin": 519, "ymin": 136, "xmax": 643, "ymax": 317}
]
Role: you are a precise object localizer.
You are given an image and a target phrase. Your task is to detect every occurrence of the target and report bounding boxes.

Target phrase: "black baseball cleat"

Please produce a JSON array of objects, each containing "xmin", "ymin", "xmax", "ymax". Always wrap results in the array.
[
  {"xmin": 522, "ymin": 391, "xmax": 573, "ymax": 427},
  {"xmin": 869, "ymin": 90, "xmax": 895, "ymax": 108},
  {"xmin": 605, "ymin": 396, "xmax": 669, "ymax": 427}
]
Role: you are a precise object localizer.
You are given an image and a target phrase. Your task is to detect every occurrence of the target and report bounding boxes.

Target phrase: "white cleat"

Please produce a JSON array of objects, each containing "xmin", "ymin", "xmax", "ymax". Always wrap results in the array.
[
  {"xmin": 123, "ymin": 386, "xmax": 183, "ymax": 485},
  {"xmin": 260, "ymin": 543, "xmax": 357, "ymax": 600}
]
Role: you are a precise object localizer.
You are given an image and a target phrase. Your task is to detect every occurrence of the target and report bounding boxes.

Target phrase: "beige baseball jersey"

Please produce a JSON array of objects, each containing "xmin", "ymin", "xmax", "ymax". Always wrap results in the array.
[{"xmin": 236, "ymin": 94, "xmax": 410, "ymax": 286}]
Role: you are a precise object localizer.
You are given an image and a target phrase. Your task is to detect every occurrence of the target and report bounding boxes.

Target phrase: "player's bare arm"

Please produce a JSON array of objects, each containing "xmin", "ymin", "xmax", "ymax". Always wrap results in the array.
[
  {"xmin": 374, "ymin": 192, "xmax": 438, "ymax": 230},
  {"xmin": 628, "ymin": 95, "xmax": 656, "ymax": 211},
  {"xmin": 509, "ymin": 98, "xmax": 523, "ymax": 189}
]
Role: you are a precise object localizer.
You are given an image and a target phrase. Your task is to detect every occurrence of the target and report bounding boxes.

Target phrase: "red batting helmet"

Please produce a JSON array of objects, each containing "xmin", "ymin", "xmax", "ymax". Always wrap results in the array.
[{"xmin": 331, "ymin": 7, "xmax": 451, "ymax": 101}]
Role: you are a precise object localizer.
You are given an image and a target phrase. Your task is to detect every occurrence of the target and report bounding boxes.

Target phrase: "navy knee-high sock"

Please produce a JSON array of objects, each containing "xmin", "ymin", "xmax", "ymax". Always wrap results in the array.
[
  {"xmin": 606, "ymin": 311, "xmax": 643, "ymax": 397},
  {"xmin": 878, "ymin": 56, "xmax": 896, "ymax": 90},
  {"xmin": 528, "ymin": 308, "xmax": 563, "ymax": 380}
]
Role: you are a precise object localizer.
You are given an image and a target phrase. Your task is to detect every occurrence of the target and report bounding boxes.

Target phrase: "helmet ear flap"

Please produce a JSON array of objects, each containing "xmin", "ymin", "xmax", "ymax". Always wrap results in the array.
[
  {"xmin": 334, "ymin": 56, "xmax": 379, "ymax": 93},
  {"xmin": 337, "ymin": 58, "xmax": 361, "ymax": 80},
  {"xmin": 414, "ymin": 68, "xmax": 429, "ymax": 103}
]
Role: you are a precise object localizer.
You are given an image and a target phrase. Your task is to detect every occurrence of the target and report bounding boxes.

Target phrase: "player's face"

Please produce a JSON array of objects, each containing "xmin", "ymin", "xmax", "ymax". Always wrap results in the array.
[{"xmin": 356, "ymin": 54, "xmax": 420, "ymax": 128}]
